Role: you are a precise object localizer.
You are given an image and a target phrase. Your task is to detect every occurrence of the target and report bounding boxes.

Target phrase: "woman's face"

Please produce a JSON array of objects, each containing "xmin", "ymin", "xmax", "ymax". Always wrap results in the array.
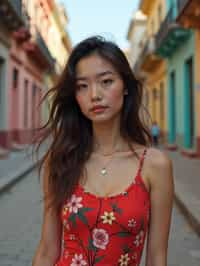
[{"xmin": 75, "ymin": 54, "xmax": 126, "ymax": 124}]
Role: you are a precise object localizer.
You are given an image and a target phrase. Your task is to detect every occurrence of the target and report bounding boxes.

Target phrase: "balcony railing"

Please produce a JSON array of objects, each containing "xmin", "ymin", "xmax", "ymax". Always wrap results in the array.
[
  {"xmin": 177, "ymin": 0, "xmax": 189, "ymax": 15},
  {"xmin": 155, "ymin": 5, "xmax": 176, "ymax": 50},
  {"xmin": 0, "ymin": 0, "xmax": 29, "ymax": 31},
  {"xmin": 9, "ymin": 0, "xmax": 22, "ymax": 17},
  {"xmin": 35, "ymin": 30, "xmax": 55, "ymax": 68}
]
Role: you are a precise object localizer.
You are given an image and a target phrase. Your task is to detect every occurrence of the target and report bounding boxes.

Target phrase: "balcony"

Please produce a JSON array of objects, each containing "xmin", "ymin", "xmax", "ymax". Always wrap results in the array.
[
  {"xmin": 24, "ymin": 29, "xmax": 55, "ymax": 70},
  {"xmin": 177, "ymin": 0, "xmax": 200, "ymax": 29},
  {"xmin": 155, "ymin": 4, "xmax": 191, "ymax": 58},
  {"xmin": 0, "ymin": 0, "xmax": 23, "ymax": 30},
  {"xmin": 0, "ymin": 0, "xmax": 30, "ymax": 41},
  {"xmin": 137, "ymin": 36, "xmax": 162, "ymax": 73}
]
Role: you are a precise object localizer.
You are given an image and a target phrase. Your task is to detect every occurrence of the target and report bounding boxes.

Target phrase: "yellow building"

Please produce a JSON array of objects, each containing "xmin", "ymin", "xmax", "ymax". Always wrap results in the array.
[
  {"xmin": 46, "ymin": 1, "xmax": 72, "ymax": 85},
  {"xmin": 128, "ymin": 1, "xmax": 168, "ymax": 140}
]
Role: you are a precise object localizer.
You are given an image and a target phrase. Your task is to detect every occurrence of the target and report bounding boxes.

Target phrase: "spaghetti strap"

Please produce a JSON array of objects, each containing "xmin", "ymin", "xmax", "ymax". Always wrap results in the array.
[{"xmin": 136, "ymin": 148, "xmax": 147, "ymax": 178}]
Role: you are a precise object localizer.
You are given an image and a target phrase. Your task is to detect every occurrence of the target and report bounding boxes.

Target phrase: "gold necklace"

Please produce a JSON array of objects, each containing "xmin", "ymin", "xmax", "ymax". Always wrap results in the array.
[{"xmin": 94, "ymin": 142, "xmax": 123, "ymax": 176}]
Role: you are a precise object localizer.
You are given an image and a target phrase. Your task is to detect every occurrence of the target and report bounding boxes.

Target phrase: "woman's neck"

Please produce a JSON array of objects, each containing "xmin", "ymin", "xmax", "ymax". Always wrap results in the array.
[{"xmin": 92, "ymin": 123, "xmax": 129, "ymax": 156}]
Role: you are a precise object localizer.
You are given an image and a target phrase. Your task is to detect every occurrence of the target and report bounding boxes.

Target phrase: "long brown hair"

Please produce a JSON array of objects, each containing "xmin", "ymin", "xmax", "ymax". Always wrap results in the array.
[{"xmin": 34, "ymin": 36, "xmax": 152, "ymax": 214}]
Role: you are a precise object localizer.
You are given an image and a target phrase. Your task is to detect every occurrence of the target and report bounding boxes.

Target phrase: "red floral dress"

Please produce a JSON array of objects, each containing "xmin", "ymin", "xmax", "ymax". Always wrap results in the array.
[{"xmin": 55, "ymin": 148, "xmax": 150, "ymax": 266}]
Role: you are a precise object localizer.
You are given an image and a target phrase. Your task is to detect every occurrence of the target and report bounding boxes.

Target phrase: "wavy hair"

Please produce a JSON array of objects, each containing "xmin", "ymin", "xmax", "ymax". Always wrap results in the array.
[{"xmin": 34, "ymin": 36, "xmax": 152, "ymax": 214}]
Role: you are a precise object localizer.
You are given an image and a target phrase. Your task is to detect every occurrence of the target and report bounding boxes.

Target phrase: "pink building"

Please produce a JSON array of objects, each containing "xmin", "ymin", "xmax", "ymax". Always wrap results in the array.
[{"xmin": 0, "ymin": 0, "xmax": 55, "ymax": 149}]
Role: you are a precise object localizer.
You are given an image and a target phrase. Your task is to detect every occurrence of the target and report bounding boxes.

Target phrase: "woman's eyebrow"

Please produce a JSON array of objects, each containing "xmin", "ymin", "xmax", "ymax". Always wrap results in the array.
[{"xmin": 76, "ymin": 70, "xmax": 115, "ymax": 81}]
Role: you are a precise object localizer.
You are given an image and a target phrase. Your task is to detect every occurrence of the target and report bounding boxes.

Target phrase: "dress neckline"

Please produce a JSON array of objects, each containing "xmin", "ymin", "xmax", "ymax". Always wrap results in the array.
[
  {"xmin": 77, "ymin": 148, "xmax": 149, "ymax": 200},
  {"xmin": 77, "ymin": 172, "xmax": 150, "ymax": 200}
]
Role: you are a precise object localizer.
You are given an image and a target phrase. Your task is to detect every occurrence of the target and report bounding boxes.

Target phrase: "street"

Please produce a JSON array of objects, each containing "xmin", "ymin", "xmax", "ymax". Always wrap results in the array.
[{"xmin": 0, "ymin": 169, "xmax": 200, "ymax": 266}]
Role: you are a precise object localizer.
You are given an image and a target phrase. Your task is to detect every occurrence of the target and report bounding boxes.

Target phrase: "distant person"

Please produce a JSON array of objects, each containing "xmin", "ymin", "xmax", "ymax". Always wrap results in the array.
[
  {"xmin": 151, "ymin": 121, "xmax": 160, "ymax": 146},
  {"xmin": 32, "ymin": 36, "xmax": 174, "ymax": 266}
]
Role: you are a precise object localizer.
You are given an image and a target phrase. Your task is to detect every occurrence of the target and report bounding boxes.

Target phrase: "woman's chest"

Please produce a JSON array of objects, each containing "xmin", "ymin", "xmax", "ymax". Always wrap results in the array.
[{"xmin": 61, "ymin": 188, "xmax": 150, "ymax": 235}]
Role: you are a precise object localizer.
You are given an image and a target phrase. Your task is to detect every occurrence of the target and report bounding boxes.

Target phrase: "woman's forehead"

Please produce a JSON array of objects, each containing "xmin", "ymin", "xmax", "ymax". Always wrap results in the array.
[{"xmin": 76, "ymin": 54, "xmax": 116, "ymax": 79}]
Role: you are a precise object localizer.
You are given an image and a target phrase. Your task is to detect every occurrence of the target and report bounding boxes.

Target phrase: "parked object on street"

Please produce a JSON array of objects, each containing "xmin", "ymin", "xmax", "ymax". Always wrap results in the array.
[{"xmin": 32, "ymin": 36, "xmax": 174, "ymax": 266}]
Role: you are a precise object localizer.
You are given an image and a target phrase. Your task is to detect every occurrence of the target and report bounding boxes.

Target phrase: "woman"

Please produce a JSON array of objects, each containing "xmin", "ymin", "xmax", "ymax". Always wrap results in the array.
[{"xmin": 32, "ymin": 36, "xmax": 174, "ymax": 266}]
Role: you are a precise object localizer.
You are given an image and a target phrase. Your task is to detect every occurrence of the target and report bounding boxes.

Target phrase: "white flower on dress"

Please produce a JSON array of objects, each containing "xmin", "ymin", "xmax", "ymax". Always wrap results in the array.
[
  {"xmin": 70, "ymin": 254, "xmax": 87, "ymax": 266},
  {"xmin": 101, "ymin": 211, "xmax": 116, "ymax": 225},
  {"xmin": 69, "ymin": 234, "xmax": 76, "ymax": 240},
  {"xmin": 128, "ymin": 218, "xmax": 136, "ymax": 228},
  {"xmin": 92, "ymin": 228, "xmax": 109, "ymax": 250},
  {"xmin": 118, "ymin": 253, "xmax": 130, "ymax": 266},
  {"xmin": 134, "ymin": 230, "xmax": 144, "ymax": 247},
  {"xmin": 67, "ymin": 194, "xmax": 83, "ymax": 213}
]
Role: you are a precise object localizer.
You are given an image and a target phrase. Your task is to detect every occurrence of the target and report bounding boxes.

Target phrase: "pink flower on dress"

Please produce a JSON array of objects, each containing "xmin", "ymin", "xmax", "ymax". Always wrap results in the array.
[
  {"xmin": 128, "ymin": 218, "xmax": 136, "ymax": 228},
  {"xmin": 92, "ymin": 228, "xmax": 109, "ymax": 250},
  {"xmin": 70, "ymin": 254, "xmax": 87, "ymax": 266},
  {"xmin": 67, "ymin": 194, "xmax": 83, "ymax": 213}
]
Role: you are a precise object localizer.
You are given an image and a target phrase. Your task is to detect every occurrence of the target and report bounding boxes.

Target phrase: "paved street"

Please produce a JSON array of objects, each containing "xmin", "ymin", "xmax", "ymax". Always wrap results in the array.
[{"xmin": 0, "ymin": 169, "xmax": 200, "ymax": 266}]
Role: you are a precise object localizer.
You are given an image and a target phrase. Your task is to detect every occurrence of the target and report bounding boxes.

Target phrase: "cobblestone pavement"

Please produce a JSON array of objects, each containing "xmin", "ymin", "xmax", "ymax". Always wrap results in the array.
[{"xmin": 0, "ymin": 169, "xmax": 200, "ymax": 266}]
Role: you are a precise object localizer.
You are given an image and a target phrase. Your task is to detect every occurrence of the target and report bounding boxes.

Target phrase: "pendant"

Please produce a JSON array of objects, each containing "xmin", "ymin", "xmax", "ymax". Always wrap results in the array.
[{"xmin": 101, "ymin": 168, "xmax": 107, "ymax": 175}]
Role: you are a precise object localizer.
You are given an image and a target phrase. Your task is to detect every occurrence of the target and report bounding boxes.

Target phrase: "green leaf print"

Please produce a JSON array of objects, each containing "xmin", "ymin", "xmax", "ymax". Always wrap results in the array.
[
  {"xmin": 88, "ymin": 237, "xmax": 97, "ymax": 252},
  {"xmin": 81, "ymin": 207, "xmax": 94, "ymax": 213},
  {"xmin": 68, "ymin": 213, "xmax": 77, "ymax": 227},
  {"xmin": 94, "ymin": 255, "xmax": 105, "ymax": 264},
  {"xmin": 117, "ymin": 231, "xmax": 132, "ymax": 237},
  {"xmin": 77, "ymin": 211, "xmax": 88, "ymax": 225},
  {"xmin": 110, "ymin": 203, "xmax": 122, "ymax": 214},
  {"xmin": 77, "ymin": 207, "xmax": 93, "ymax": 225}
]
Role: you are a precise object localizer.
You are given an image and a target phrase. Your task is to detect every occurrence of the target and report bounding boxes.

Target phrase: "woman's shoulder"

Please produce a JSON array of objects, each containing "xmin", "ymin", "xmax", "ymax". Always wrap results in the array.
[
  {"xmin": 145, "ymin": 147, "xmax": 173, "ymax": 188},
  {"xmin": 146, "ymin": 147, "xmax": 172, "ymax": 168}
]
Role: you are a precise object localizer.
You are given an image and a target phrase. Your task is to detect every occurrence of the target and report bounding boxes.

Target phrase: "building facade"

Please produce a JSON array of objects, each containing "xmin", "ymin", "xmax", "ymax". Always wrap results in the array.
[
  {"xmin": 128, "ymin": 0, "xmax": 200, "ymax": 157},
  {"xmin": 0, "ymin": 0, "xmax": 71, "ymax": 152}
]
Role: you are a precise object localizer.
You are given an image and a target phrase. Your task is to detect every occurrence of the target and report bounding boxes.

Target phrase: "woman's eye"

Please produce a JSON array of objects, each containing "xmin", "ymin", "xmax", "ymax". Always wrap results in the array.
[
  {"xmin": 77, "ymin": 84, "xmax": 88, "ymax": 90},
  {"xmin": 102, "ymin": 79, "xmax": 113, "ymax": 85}
]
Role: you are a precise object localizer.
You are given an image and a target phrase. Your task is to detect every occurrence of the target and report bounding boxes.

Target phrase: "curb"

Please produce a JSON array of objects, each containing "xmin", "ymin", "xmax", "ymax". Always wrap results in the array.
[
  {"xmin": 174, "ymin": 194, "xmax": 200, "ymax": 237},
  {"xmin": 0, "ymin": 161, "xmax": 39, "ymax": 196},
  {"xmin": 174, "ymin": 180, "xmax": 200, "ymax": 238}
]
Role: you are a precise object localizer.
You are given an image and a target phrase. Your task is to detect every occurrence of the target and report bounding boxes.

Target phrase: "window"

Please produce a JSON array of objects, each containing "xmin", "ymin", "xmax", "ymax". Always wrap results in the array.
[
  {"xmin": 185, "ymin": 57, "xmax": 194, "ymax": 147},
  {"xmin": 158, "ymin": 3, "xmax": 162, "ymax": 25},
  {"xmin": 160, "ymin": 81, "xmax": 164, "ymax": 128},
  {"xmin": 151, "ymin": 19, "xmax": 155, "ymax": 35},
  {"xmin": 24, "ymin": 79, "xmax": 29, "ymax": 128},
  {"xmin": 13, "ymin": 67, "xmax": 19, "ymax": 89},
  {"xmin": 152, "ymin": 88, "xmax": 157, "ymax": 120},
  {"xmin": 0, "ymin": 58, "xmax": 4, "ymax": 104},
  {"xmin": 32, "ymin": 83, "xmax": 37, "ymax": 128}
]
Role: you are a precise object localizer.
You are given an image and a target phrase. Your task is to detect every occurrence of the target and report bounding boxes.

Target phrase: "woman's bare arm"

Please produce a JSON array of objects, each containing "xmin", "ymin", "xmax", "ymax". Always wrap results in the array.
[
  {"xmin": 145, "ymin": 148, "xmax": 174, "ymax": 266},
  {"xmin": 32, "ymin": 158, "xmax": 62, "ymax": 266}
]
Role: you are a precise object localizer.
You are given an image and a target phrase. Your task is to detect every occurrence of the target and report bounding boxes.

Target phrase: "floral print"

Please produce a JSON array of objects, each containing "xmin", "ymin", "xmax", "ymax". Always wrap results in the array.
[
  {"xmin": 118, "ymin": 253, "xmax": 130, "ymax": 266},
  {"xmin": 101, "ymin": 211, "xmax": 116, "ymax": 225},
  {"xmin": 134, "ymin": 230, "xmax": 144, "ymax": 247},
  {"xmin": 67, "ymin": 194, "xmax": 83, "ymax": 213},
  {"xmin": 70, "ymin": 254, "xmax": 87, "ymax": 266},
  {"xmin": 128, "ymin": 218, "xmax": 137, "ymax": 228},
  {"xmin": 55, "ymin": 148, "xmax": 150, "ymax": 266},
  {"xmin": 92, "ymin": 228, "xmax": 109, "ymax": 250}
]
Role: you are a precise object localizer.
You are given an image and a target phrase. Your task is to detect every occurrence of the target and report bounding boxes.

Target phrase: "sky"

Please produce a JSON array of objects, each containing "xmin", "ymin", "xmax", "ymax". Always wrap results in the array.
[{"xmin": 59, "ymin": 0, "xmax": 140, "ymax": 50}]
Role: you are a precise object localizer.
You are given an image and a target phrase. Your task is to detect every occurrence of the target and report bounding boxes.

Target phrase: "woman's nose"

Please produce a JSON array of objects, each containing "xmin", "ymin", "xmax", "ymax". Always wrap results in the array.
[{"xmin": 91, "ymin": 83, "xmax": 102, "ymax": 100}]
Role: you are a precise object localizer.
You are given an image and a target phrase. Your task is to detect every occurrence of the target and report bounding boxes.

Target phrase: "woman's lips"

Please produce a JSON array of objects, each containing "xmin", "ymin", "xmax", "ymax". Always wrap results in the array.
[{"xmin": 91, "ymin": 107, "xmax": 108, "ymax": 113}]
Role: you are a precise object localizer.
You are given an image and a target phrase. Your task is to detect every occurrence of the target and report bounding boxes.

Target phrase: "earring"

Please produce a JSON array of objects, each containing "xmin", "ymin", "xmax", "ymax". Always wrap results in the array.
[{"xmin": 124, "ymin": 90, "xmax": 128, "ymax": 95}]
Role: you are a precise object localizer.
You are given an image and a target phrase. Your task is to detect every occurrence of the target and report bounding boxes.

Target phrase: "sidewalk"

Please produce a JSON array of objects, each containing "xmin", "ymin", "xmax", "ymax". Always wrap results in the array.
[
  {"xmin": 0, "ymin": 144, "xmax": 46, "ymax": 194},
  {"xmin": 164, "ymin": 148, "xmax": 200, "ymax": 237},
  {"xmin": 0, "ymin": 144, "xmax": 200, "ymax": 236}
]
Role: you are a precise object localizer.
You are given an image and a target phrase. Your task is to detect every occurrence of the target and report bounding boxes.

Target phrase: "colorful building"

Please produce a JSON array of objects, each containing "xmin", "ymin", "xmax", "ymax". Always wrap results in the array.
[
  {"xmin": 128, "ymin": 0, "xmax": 200, "ymax": 158},
  {"xmin": 0, "ymin": 0, "xmax": 71, "ymax": 152},
  {"xmin": 137, "ymin": 0, "xmax": 168, "ymax": 141},
  {"xmin": 155, "ymin": 0, "xmax": 199, "ymax": 156},
  {"xmin": 176, "ymin": 0, "xmax": 200, "ymax": 155}
]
